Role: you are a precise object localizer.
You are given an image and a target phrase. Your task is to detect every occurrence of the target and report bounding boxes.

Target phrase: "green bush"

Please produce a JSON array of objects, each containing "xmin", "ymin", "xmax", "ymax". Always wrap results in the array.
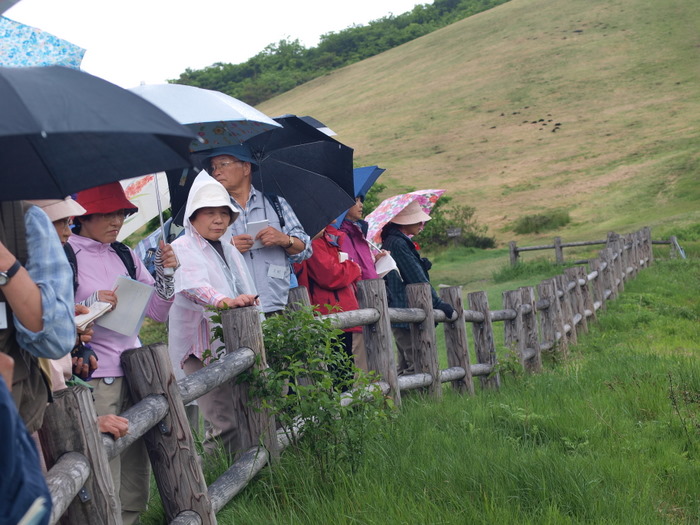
[
  {"xmin": 511, "ymin": 210, "xmax": 571, "ymax": 235},
  {"xmin": 240, "ymin": 305, "xmax": 393, "ymax": 480}
]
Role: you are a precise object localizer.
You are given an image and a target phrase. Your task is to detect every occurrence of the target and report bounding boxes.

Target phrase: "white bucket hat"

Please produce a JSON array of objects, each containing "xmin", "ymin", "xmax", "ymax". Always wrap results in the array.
[{"xmin": 27, "ymin": 197, "xmax": 86, "ymax": 222}]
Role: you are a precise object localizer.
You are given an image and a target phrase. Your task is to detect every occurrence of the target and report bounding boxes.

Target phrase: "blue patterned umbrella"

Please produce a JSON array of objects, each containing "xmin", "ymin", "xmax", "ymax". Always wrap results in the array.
[{"xmin": 0, "ymin": 16, "xmax": 85, "ymax": 68}]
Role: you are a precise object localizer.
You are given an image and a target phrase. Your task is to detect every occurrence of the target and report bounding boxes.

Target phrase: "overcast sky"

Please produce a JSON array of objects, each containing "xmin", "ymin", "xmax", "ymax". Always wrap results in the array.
[{"xmin": 5, "ymin": 0, "xmax": 425, "ymax": 88}]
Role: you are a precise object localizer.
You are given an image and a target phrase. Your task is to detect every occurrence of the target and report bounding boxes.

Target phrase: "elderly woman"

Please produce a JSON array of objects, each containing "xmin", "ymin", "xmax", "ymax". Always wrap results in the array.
[
  {"xmin": 69, "ymin": 182, "xmax": 178, "ymax": 525},
  {"xmin": 380, "ymin": 200, "xmax": 455, "ymax": 375},
  {"xmin": 169, "ymin": 173, "xmax": 258, "ymax": 459}
]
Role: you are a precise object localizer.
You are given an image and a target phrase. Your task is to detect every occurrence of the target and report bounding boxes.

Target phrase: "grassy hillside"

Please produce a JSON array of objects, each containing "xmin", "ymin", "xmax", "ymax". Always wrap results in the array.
[{"xmin": 257, "ymin": 0, "xmax": 700, "ymax": 246}]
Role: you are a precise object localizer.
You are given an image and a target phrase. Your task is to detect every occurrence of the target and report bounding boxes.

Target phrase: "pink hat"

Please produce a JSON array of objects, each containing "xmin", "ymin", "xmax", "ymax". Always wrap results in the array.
[
  {"xmin": 391, "ymin": 200, "xmax": 432, "ymax": 225},
  {"xmin": 27, "ymin": 197, "xmax": 86, "ymax": 222},
  {"xmin": 75, "ymin": 182, "xmax": 138, "ymax": 216}
]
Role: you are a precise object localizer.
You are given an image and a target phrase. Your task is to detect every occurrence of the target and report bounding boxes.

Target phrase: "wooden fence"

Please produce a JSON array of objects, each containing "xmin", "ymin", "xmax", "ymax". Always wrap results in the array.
[
  {"xmin": 508, "ymin": 231, "xmax": 682, "ymax": 266},
  {"xmin": 38, "ymin": 227, "xmax": 653, "ymax": 524}
]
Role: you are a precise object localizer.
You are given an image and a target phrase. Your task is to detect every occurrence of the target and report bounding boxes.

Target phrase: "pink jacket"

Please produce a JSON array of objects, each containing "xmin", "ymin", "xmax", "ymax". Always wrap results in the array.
[
  {"xmin": 339, "ymin": 219, "xmax": 379, "ymax": 280},
  {"xmin": 67, "ymin": 234, "xmax": 173, "ymax": 378}
]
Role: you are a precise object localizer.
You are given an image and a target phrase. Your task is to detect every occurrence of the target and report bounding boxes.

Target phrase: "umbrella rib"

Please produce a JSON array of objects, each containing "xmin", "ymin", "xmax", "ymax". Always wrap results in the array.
[{"xmin": 24, "ymin": 135, "xmax": 67, "ymax": 197}]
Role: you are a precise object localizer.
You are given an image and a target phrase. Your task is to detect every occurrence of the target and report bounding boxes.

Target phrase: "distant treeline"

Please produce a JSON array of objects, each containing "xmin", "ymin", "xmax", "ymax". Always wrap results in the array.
[{"xmin": 173, "ymin": 0, "xmax": 510, "ymax": 105}]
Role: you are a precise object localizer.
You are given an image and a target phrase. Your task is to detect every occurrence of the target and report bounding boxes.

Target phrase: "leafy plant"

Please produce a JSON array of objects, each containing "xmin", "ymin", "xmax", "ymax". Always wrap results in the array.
[
  {"xmin": 511, "ymin": 210, "xmax": 571, "ymax": 235},
  {"xmin": 240, "ymin": 304, "xmax": 393, "ymax": 480}
]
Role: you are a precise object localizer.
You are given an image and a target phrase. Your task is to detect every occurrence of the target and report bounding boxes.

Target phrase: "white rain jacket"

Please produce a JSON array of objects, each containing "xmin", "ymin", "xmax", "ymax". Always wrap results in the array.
[{"xmin": 168, "ymin": 173, "xmax": 256, "ymax": 370}]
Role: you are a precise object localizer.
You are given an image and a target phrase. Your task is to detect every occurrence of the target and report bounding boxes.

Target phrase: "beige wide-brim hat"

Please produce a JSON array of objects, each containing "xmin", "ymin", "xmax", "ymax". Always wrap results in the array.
[
  {"xmin": 27, "ymin": 197, "xmax": 86, "ymax": 222},
  {"xmin": 391, "ymin": 200, "xmax": 432, "ymax": 225}
]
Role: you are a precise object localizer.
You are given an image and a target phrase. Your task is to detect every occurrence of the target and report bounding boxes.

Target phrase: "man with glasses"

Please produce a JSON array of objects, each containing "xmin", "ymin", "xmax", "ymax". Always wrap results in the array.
[{"xmin": 204, "ymin": 145, "xmax": 312, "ymax": 316}]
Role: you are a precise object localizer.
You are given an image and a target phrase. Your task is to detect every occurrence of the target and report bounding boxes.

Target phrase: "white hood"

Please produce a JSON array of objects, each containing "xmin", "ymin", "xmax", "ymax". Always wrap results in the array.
[{"xmin": 183, "ymin": 171, "xmax": 238, "ymax": 233}]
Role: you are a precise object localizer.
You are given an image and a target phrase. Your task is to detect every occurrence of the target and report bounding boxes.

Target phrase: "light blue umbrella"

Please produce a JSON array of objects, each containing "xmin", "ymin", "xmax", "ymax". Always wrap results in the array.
[
  {"xmin": 0, "ymin": 16, "xmax": 85, "ymax": 68},
  {"xmin": 334, "ymin": 165, "xmax": 386, "ymax": 226}
]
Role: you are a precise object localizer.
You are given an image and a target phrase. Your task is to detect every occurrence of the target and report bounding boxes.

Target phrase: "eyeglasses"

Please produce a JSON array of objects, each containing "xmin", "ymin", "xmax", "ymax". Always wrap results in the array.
[
  {"xmin": 210, "ymin": 159, "xmax": 243, "ymax": 172},
  {"xmin": 95, "ymin": 210, "xmax": 126, "ymax": 220},
  {"xmin": 53, "ymin": 218, "xmax": 73, "ymax": 229}
]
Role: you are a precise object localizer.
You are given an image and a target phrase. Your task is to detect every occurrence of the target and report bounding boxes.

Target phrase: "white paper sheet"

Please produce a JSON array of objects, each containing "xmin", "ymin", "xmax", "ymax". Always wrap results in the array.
[
  {"xmin": 375, "ymin": 254, "xmax": 398, "ymax": 279},
  {"xmin": 247, "ymin": 219, "xmax": 269, "ymax": 250},
  {"xmin": 95, "ymin": 276, "xmax": 154, "ymax": 337}
]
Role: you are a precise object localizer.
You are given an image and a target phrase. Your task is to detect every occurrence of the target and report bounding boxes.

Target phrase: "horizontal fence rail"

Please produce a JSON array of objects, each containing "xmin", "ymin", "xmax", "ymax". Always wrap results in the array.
[
  {"xmin": 509, "ymin": 232, "xmax": 681, "ymax": 266},
  {"xmin": 39, "ymin": 228, "xmax": 655, "ymax": 524}
]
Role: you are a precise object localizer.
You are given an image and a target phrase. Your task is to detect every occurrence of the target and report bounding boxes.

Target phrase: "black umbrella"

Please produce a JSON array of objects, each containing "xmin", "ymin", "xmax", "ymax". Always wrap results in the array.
[
  {"xmin": 0, "ymin": 66, "xmax": 196, "ymax": 201},
  {"xmin": 245, "ymin": 115, "xmax": 355, "ymax": 237},
  {"xmin": 182, "ymin": 115, "xmax": 355, "ymax": 236}
]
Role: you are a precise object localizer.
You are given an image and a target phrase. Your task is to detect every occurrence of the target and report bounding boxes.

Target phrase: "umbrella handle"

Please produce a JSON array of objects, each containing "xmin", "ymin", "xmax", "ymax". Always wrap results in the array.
[{"xmin": 153, "ymin": 172, "xmax": 175, "ymax": 277}]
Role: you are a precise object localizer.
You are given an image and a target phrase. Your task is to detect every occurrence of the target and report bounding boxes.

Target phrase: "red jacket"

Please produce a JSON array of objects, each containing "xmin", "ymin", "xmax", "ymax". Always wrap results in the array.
[{"xmin": 293, "ymin": 225, "xmax": 362, "ymax": 332}]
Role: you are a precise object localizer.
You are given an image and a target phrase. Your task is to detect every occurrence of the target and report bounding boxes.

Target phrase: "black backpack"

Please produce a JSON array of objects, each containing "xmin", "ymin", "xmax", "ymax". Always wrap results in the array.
[{"xmin": 64, "ymin": 241, "xmax": 137, "ymax": 293}]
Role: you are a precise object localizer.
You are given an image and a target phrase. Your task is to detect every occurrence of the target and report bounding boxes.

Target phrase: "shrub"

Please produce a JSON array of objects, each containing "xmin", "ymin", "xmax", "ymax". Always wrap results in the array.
[
  {"xmin": 511, "ymin": 210, "xmax": 571, "ymax": 234},
  {"xmin": 237, "ymin": 305, "xmax": 393, "ymax": 480}
]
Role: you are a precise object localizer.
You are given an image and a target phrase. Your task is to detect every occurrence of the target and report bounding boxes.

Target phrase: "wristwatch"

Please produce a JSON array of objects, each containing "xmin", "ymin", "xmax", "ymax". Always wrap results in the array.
[{"xmin": 0, "ymin": 259, "xmax": 21, "ymax": 286}]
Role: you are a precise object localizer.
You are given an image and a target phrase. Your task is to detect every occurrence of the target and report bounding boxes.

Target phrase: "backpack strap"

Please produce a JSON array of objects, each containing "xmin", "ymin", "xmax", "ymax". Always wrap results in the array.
[
  {"xmin": 64, "ymin": 241, "xmax": 137, "ymax": 293},
  {"xmin": 111, "ymin": 242, "xmax": 138, "ymax": 280},
  {"xmin": 63, "ymin": 242, "xmax": 80, "ymax": 293},
  {"xmin": 264, "ymin": 192, "xmax": 285, "ymax": 229}
]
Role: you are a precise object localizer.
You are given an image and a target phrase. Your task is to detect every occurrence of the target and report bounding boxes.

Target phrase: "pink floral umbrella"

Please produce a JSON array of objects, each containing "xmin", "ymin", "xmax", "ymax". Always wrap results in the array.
[{"xmin": 365, "ymin": 189, "xmax": 446, "ymax": 247}]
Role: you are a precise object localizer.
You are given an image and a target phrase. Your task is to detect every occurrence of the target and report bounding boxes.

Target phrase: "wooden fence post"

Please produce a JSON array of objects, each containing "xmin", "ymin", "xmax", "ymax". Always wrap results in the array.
[
  {"xmin": 439, "ymin": 286, "xmax": 474, "ymax": 395},
  {"xmin": 625, "ymin": 233, "xmax": 638, "ymax": 279},
  {"xmin": 468, "ymin": 291, "xmax": 500, "ymax": 389},
  {"xmin": 39, "ymin": 386, "xmax": 120, "ymax": 525},
  {"xmin": 589, "ymin": 257, "xmax": 606, "ymax": 312},
  {"xmin": 520, "ymin": 286, "xmax": 542, "ymax": 372},
  {"xmin": 286, "ymin": 285, "xmax": 311, "ymax": 310},
  {"xmin": 503, "ymin": 289, "xmax": 524, "ymax": 369},
  {"xmin": 616, "ymin": 237, "xmax": 627, "ymax": 293},
  {"xmin": 220, "ymin": 306, "xmax": 279, "ymax": 459},
  {"xmin": 121, "ymin": 343, "xmax": 215, "ymax": 524},
  {"xmin": 608, "ymin": 235, "xmax": 625, "ymax": 295},
  {"xmin": 509, "ymin": 241, "xmax": 519, "ymax": 266},
  {"xmin": 577, "ymin": 265, "xmax": 596, "ymax": 325},
  {"xmin": 617, "ymin": 235, "xmax": 628, "ymax": 284},
  {"xmin": 356, "ymin": 279, "xmax": 402, "ymax": 407},
  {"xmin": 632, "ymin": 230, "xmax": 643, "ymax": 273},
  {"xmin": 600, "ymin": 247, "xmax": 618, "ymax": 302},
  {"xmin": 537, "ymin": 278, "xmax": 568, "ymax": 358},
  {"xmin": 406, "ymin": 283, "xmax": 441, "ymax": 398},
  {"xmin": 636, "ymin": 230, "xmax": 646, "ymax": 269},
  {"xmin": 644, "ymin": 227, "xmax": 654, "ymax": 265},
  {"xmin": 555, "ymin": 274, "xmax": 577, "ymax": 346},
  {"xmin": 565, "ymin": 266, "xmax": 588, "ymax": 335},
  {"xmin": 554, "ymin": 236, "xmax": 564, "ymax": 264}
]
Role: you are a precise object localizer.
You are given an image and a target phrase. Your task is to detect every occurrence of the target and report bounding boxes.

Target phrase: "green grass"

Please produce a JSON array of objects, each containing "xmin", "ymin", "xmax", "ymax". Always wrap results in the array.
[
  {"xmin": 141, "ymin": 252, "xmax": 699, "ymax": 524},
  {"xmin": 221, "ymin": 257, "xmax": 700, "ymax": 524}
]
